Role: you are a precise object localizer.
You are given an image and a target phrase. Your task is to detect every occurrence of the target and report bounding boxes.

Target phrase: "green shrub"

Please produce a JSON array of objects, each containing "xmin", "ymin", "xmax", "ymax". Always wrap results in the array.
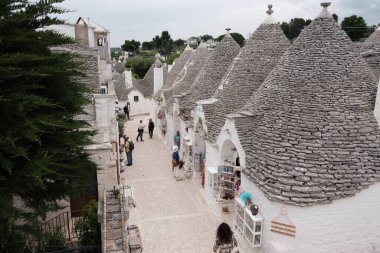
[
  {"xmin": 74, "ymin": 201, "xmax": 101, "ymax": 245},
  {"xmin": 125, "ymin": 56, "xmax": 155, "ymax": 79}
]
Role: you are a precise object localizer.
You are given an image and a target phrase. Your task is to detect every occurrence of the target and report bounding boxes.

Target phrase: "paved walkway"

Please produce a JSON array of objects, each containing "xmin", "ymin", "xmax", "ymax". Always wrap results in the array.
[{"xmin": 121, "ymin": 115, "xmax": 227, "ymax": 253}]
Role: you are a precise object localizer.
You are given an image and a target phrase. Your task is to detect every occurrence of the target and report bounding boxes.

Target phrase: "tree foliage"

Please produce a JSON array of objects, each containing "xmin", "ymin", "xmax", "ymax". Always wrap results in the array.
[
  {"xmin": 125, "ymin": 56, "xmax": 155, "ymax": 79},
  {"xmin": 332, "ymin": 13, "xmax": 338, "ymax": 22},
  {"xmin": 74, "ymin": 201, "xmax": 101, "ymax": 245},
  {"xmin": 0, "ymin": 0, "xmax": 98, "ymax": 251},
  {"xmin": 341, "ymin": 15, "xmax": 368, "ymax": 41},
  {"xmin": 281, "ymin": 18, "xmax": 312, "ymax": 40},
  {"xmin": 217, "ymin": 33, "xmax": 245, "ymax": 47},
  {"xmin": 166, "ymin": 51, "xmax": 180, "ymax": 65},
  {"xmin": 121, "ymin": 39, "xmax": 140, "ymax": 56},
  {"xmin": 174, "ymin": 39, "xmax": 185, "ymax": 48},
  {"xmin": 200, "ymin": 34, "xmax": 214, "ymax": 42},
  {"xmin": 152, "ymin": 31, "xmax": 174, "ymax": 57},
  {"xmin": 141, "ymin": 41, "xmax": 154, "ymax": 51}
]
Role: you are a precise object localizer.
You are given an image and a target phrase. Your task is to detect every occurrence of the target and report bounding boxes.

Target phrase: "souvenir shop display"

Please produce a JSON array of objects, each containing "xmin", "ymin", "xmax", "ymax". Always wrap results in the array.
[{"xmin": 234, "ymin": 197, "xmax": 263, "ymax": 248}]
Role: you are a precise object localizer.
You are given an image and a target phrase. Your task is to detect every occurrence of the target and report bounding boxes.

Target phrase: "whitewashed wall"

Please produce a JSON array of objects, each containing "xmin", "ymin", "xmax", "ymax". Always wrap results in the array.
[
  {"xmin": 241, "ymin": 175, "xmax": 380, "ymax": 253},
  {"xmin": 126, "ymin": 90, "xmax": 152, "ymax": 116}
]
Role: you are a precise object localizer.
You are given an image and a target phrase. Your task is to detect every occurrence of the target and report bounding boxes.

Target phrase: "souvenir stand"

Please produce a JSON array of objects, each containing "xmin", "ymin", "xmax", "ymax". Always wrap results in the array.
[
  {"xmin": 216, "ymin": 162, "xmax": 242, "ymax": 214},
  {"xmin": 234, "ymin": 197, "xmax": 263, "ymax": 248},
  {"xmin": 182, "ymin": 136, "xmax": 193, "ymax": 178}
]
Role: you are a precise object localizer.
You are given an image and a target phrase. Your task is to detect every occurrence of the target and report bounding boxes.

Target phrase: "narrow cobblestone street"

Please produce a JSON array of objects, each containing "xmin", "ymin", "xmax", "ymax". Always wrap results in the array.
[{"xmin": 121, "ymin": 116, "xmax": 228, "ymax": 253}]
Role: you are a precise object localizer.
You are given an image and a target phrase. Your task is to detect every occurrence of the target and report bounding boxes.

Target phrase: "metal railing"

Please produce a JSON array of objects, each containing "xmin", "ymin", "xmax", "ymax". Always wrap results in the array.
[{"xmin": 42, "ymin": 210, "xmax": 82, "ymax": 241}]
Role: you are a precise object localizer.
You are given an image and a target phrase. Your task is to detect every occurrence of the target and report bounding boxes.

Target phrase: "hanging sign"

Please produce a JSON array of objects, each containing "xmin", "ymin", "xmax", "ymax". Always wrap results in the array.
[{"xmin": 271, "ymin": 207, "xmax": 296, "ymax": 237}]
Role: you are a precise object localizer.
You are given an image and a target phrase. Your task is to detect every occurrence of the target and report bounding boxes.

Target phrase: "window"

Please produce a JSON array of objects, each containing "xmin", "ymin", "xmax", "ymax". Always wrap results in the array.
[
  {"xmin": 100, "ymin": 85, "xmax": 108, "ymax": 94},
  {"xmin": 134, "ymin": 96, "xmax": 139, "ymax": 102}
]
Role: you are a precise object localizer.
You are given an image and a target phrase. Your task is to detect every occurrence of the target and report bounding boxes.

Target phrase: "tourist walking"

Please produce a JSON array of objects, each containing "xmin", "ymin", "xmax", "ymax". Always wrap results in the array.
[
  {"xmin": 173, "ymin": 131, "xmax": 181, "ymax": 150},
  {"xmin": 124, "ymin": 102, "xmax": 130, "ymax": 120},
  {"xmin": 213, "ymin": 223, "xmax": 239, "ymax": 253},
  {"xmin": 148, "ymin": 118, "xmax": 155, "ymax": 138},
  {"xmin": 123, "ymin": 136, "xmax": 134, "ymax": 166},
  {"xmin": 172, "ymin": 146, "xmax": 180, "ymax": 180},
  {"xmin": 136, "ymin": 120, "xmax": 145, "ymax": 142}
]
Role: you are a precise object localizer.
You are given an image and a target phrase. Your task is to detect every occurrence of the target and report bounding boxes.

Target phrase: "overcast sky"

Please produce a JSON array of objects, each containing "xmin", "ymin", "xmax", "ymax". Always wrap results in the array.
[{"xmin": 58, "ymin": 0, "xmax": 380, "ymax": 47}]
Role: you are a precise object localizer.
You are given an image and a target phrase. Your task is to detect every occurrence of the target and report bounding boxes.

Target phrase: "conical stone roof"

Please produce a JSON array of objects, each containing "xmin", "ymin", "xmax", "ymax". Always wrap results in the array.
[
  {"xmin": 134, "ymin": 59, "xmax": 168, "ymax": 97},
  {"xmin": 180, "ymin": 33, "xmax": 240, "ymax": 109},
  {"xmin": 365, "ymin": 25, "xmax": 380, "ymax": 45},
  {"xmin": 166, "ymin": 44, "xmax": 210, "ymax": 113},
  {"xmin": 237, "ymin": 3, "xmax": 380, "ymax": 206},
  {"xmin": 203, "ymin": 5, "xmax": 290, "ymax": 143},
  {"xmin": 162, "ymin": 46, "xmax": 194, "ymax": 90}
]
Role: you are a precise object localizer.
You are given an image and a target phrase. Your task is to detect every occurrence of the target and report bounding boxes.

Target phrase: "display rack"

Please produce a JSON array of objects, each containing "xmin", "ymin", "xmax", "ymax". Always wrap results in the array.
[
  {"xmin": 183, "ymin": 138, "xmax": 193, "ymax": 177},
  {"xmin": 234, "ymin": 197, "xmax": 263, "ymax": 248},
  {"xmin": 217, "ymin": 164, "xmax": 239, "ymax": 203}
]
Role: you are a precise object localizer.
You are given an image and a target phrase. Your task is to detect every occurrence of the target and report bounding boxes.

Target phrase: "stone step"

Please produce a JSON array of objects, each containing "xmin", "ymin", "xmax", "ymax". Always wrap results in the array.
[
  {"xmin": 106, "ymin": 228, "xmax": 122, "ymax": 240},
  {"xmin": 106, "ymin": 198, "xmax": 120, "ymax": 205},
  {"xmin": 106, "ymin": 219, "xmax": 122, "ymax": 230},
  {"xmin": 106, "ymin": 203, "xmax": 121, "ymax": 213},
  {"xmin": 107, "ymin": 212, "xmax": 121, "ymax": 221},
  {"xmin": 106, "ymin": 238, "xmax": 123, "ymax": 251}
]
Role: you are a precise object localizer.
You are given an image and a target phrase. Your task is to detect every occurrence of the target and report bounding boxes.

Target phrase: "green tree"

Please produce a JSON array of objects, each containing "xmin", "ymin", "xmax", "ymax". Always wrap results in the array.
[
  {"xmin": 341, "ymin": 15, "xmax": 368, "ymax": 41},
  {"xmin": 200, "ymin": 34, "xmax": 213, "ymax": 41},
  {"xmin": 332, "ymin": 13, "xmax": 338, "ymax": 22},
  {"xmin": 217, "ymin": 32, "xmax": 245, "ymax": 47},
  {"xmin": 281, "ymin": 18, "xmax": 311, "ymax": 40},
  {"xmin": 121, "ymin": 39, "xmax": 141, "ymax": 56},
  {"xmin": 0, "ymin": 0, "xmax": 98, "ymax": 251},
  {"xmin": 125, "ymin": 57, "xmax": 155, "ymax": 79},
  {"xmin": 166, "ymin": 51, "xmax": 180, "ymax": 65},
  {"xmin": 141, "ymin": 41, "xmax": 154, "ymax": 51},
  {"xmin": 174, "ymin": 39, "xmax": 185, "ymax": 48},
  {"xmin": 74, "ymin": 201, "xmax": 101, "ymax": 245},
  {"xmin": 151, "ymin": 31, "xmax": 174, "ymax": 58}
]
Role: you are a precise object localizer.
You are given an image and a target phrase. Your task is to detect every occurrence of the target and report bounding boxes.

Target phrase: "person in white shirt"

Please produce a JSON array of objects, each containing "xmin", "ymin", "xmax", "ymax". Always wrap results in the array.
[{"xmin": 136, "ymin": 120, "xmax": 146, "ymax": 142}]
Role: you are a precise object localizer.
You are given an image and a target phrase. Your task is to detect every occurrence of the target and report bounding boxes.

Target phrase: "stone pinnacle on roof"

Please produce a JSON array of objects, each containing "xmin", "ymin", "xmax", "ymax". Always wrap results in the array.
[
  {"xmin": 266, "ymin": 4, "xmax": 273, "ymax": 15},
  {"xmin": 225, "ymin": 28, "xmax": 231, "ymax": 33},
  {"xmin": 318, "ymin": 2, "xmax": 332, "ymax": 19},
  {"xmin": 263, "ymin": 4, "xmax": 277, "ymax": 24}
]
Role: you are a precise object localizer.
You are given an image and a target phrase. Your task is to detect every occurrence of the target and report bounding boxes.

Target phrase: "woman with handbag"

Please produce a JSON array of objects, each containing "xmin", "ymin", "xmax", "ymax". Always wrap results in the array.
[
  {"xmin": 213, "ymin": 223, "xmax": 239, "ymax": 253},
  {"xmin": 172, "ymin": 146, "xmax": 180, "ymax": 180}
]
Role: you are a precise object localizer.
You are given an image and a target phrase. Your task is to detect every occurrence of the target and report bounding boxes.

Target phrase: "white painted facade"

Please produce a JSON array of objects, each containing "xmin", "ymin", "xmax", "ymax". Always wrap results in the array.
[
  {"xmin": 241, "ymin": 174, "xmax": 380, "ymax": 253},
  {"xmin": 127, "ymin": 89, "xmax": 153, "ymax": 116}
]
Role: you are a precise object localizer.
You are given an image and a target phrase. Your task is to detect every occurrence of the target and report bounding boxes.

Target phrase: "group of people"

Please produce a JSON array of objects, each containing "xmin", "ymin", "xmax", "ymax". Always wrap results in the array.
[{"xmin": 136, "ymin": 119, "xmax": 155, "ymax": 141}]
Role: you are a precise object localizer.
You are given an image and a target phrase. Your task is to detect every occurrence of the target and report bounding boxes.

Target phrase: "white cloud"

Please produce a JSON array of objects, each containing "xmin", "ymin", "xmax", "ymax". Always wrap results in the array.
[{"xmin": 57, "ymin": 0, "xmax": 380, "ymax": 47}]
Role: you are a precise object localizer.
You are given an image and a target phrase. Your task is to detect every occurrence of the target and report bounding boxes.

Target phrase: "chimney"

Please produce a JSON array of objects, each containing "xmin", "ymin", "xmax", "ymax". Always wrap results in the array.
[
  {"xmin": 125, "ymin": 68, "xmax": 133, "ymax": 89},
  {"xmin": 154, "ymin": 59, "xmax": 164, "ymax": 93}
]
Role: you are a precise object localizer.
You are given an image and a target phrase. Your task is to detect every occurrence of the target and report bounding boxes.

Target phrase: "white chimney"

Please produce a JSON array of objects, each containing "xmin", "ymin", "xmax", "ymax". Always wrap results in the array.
[
  {"xmin": 154, "ymin": 59, "xmax": 164, "ymax": 93},
  {"xmin": 125, "ymin": 68, "xmax": 133, "ymax": 89}
]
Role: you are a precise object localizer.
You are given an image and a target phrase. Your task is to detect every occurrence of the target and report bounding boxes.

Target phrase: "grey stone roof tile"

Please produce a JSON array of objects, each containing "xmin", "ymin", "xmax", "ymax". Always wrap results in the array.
[
  {"xmin": 203, "ymin": 9, "xmax": 290, "ymax": 143},
  {"xmin": 162, "ymin": 47, "xmax": 194, "ymax": 90},
  {"xmin": 180, "ymin": 34, "xmax": 240, "ymax": 109},
  {"xmin": 236, "ymin": 4, "xmax": 380, "ymax": 206},
  {"xmin": 133, "ymin": 59, "xmax": 168, "ymax": 98},
  {"xmin": 166, "ymin": 44, "xmax": 211, "ymax": 113}
]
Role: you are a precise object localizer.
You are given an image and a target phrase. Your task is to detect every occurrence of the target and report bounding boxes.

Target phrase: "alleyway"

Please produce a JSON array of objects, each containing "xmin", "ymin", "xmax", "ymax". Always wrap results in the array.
[{"xmin": 121, "ymin": 115, "xmax": 228, "ymax": 253}]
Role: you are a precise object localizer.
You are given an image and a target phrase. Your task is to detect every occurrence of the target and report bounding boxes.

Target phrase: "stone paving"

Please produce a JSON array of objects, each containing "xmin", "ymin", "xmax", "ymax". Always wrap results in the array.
[{"xmin": 121, "ymin": 115, "xmax": 232, "ymax": 253}]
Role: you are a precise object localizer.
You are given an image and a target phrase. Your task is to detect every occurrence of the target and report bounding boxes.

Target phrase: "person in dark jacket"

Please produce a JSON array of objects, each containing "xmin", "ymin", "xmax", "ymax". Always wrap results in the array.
[
  {"xmin": 172, "ymin": 146, "xmax": 180, "ymax": 180},
  {"xmin": 123, "ymin": 102, "xmax": 130, "ymax": 120},
  {"xmin": 148, "ymin": 118, "xmax": 155, "ymax": 138}
]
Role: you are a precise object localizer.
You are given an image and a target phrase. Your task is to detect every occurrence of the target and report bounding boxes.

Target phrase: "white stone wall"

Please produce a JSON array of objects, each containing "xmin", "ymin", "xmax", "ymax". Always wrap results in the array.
[
  {"xmin": 88, "ymin": 26, "xmax": 95, "ymax": 47},
  {"xmin": 241, "ymin": 171, "xmax": 380, "ymax": 253},
  {"xmin": 127, "ymin": 90, "xmax": 152, "ymax": 116}
]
